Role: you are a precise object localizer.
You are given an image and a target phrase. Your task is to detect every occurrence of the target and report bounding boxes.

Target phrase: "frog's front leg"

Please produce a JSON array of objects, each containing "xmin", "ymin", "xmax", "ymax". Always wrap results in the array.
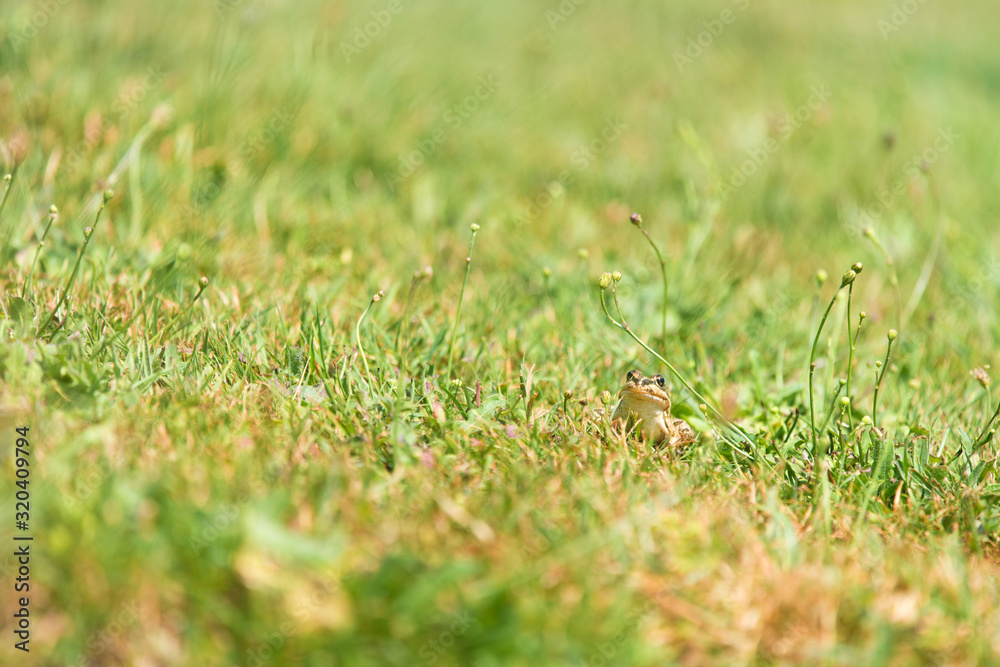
[{"xmin": 666, "ymin": 418, "xmax": 696, "ymax": 447}]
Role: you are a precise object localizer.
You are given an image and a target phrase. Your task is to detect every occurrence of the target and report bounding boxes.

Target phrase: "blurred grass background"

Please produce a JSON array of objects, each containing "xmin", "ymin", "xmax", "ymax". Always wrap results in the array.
[{"xmin": 2, "ymin": 0, "xmax": 1000, "ymax": 664}]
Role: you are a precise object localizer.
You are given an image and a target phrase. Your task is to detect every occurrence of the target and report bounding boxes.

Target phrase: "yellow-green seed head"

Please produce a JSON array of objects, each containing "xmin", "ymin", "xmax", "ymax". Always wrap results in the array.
[{"xmin": 971, "ymin": 367, "xmax": 990, "ymax": 388}]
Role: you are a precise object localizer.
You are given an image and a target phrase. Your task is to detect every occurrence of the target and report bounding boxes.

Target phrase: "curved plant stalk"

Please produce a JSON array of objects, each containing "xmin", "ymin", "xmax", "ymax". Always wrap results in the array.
[
  {"xmin": 844, "ymin": 303, "xmax": 866, "ymax": 430},
  {"xmin": 599, "ymin": 274, "xmax": 756, "ymax": 455},
  {"xmin": 396, "ymin": 265, "xmax": 432, "ymax": 353},
  {"xmin": 901, "ymin": 169, "xmax": 944, "ymax": 328},
  {"xmin": 863, "ymin": 226, "xmax": 901, "ymax": 322},
  {"xmin": 22, "ymin": 205, "xmax": 58, "ymax": 298},
  {"xmin": 0, "ymin": 172, "xmax": 15, "ymax": 259},
  {"xmin": 871, "ymin": 329, "xmax": 897, "ymax": 430},
  {"xmin": 809, "ymin": 263, "xmax": 862, "ymax": 462},
  {"xmin": 41, "ymin": 190, "xmax": 114, "ymax": 335},
  {"xmin": 446, "ymin": 224, "xmax": 479, "ymax": 376},
  {"xmin": 974, "ymin": 397, "xmax": 1000, "ymax": 450},
  {"xmin": 356, "ymin": 290, "xmax": 384, "ymax": 394},
  {"xmin": 628, "ymin": 213, "xmax": 668, "ymax": 340},
  {"xmin": 0, "ymin": 173, "xmax": 13, "ymax": 225}
]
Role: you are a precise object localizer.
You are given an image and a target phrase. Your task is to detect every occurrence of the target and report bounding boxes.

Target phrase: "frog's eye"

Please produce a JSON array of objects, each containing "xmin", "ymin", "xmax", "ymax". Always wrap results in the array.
[
  {"xmin": 626, "ymin": 369, "xmax": 642, "ymax": 382},
  {"xmin": 653, "ymin": 375, "xmax": 665, "ymax": 387}
]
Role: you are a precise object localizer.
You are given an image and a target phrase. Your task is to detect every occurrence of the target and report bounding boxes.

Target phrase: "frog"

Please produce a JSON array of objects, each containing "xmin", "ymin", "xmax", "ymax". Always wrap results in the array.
[{"xmin": 611, "ymin": 369, "xmax": 696, "ymax": 447}]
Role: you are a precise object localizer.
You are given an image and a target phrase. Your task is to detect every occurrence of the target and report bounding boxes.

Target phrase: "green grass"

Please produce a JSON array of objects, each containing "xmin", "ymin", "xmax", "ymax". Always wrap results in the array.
[{"xmin": 2, "ymin": 0, "xmax": 1000, "ymax": 664}]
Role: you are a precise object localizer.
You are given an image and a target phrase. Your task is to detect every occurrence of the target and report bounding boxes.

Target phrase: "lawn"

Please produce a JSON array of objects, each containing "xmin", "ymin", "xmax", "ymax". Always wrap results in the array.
[{"xmin": 2, "ymin": 0, "xmax": 1000, "ymax": 664}]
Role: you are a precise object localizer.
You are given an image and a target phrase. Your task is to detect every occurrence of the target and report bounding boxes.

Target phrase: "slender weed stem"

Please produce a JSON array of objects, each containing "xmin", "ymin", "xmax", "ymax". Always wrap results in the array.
[
  {"xmin": 599, "ymin": 272, "xmax": 756, "ymax": 453},
  {"xmin": 809, "ymin": 298, "xmax": 839, "ymax": 455},
  {"xmin": 22, "ymin": 205, "xmax": 58, "ymax": 298},
  {"xmin": 356, "ymin": 290, "xmax": 384, "ymax": 394},
  {"xmin": 844, "ymin": 281, "xmax": 852, "ymax": 401},
  {"xmin": 629, "ymin": 213, "xmax": 668, "ymax": 340},
  {"xmin": 41, "ymin": 190, "xmax": 113, "ymax": 334},
  {"xmin": 0, "ymin": 172, "xmax": 15, "ymax": 257},
  {"xmin": 863, "ymin": 226, "xmax": 901, "ymax": 321},
  {"xmin": 974, "ymin": 397, "xmax": 1000, "ymax": 449},
  {"xmin": 818, "ymin": 378, "xmax": 847, "ymax": 434},
  {"xmin": 845, "ymin": 306, "xmax": 866, "ymax": 429},
  {"xmin": 155, "ymin": 276, "xmax": 211, "ymax": 345},
  {"xmin": 192, "ymin": 276, "xmax": 210, "ymax": 304},
  {"xmin": 0, "ymin": 173, "xmax": 13, "ymax": 224},
  {"xmin": 901, "ymin": 169, "xmax": 945, "ymax": 328},
  {"xmin": 446, "ymin": 224, "xmax": 479, "ymax": 376},
  {"xmin": 809, "ymin": 263, "xmax": 862, "ymax": 462},
  {"xmin": 396, "ymin": 265, "xmax": 432, "ymax": 354},
  {"xmin": 872, "ymin": 329, "xmax": 897, "ymax": 429}
]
